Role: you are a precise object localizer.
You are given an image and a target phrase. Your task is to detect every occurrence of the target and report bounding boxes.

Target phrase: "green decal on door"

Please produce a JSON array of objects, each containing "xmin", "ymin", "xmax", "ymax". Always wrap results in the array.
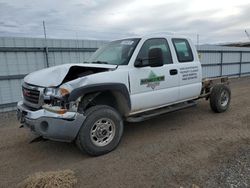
[{"xmin": 140, "ymin": 71, "xmax": 165, "ymax": 89}]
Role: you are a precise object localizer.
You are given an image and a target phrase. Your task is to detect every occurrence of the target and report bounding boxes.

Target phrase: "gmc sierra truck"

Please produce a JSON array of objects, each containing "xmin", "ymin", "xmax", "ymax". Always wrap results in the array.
[{"xmin": 17, "ymin": 34, "xmax": 231, "ymax": 156}]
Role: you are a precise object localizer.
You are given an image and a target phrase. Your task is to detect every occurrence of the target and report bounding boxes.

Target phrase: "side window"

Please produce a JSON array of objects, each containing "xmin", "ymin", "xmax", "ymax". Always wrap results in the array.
[
  {"xmin": 136, "ymin": 38, "xmax": 172, "ymax": 65},
  {"xmin": 172, "ymin": 39, "xmax": 194, "ymax": 62}
]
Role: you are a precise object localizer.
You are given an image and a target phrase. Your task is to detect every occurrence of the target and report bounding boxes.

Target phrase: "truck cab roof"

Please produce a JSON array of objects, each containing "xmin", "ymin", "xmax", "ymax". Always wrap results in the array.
[{"xmin": 126, "ymin": 33, "xmax": 189, "ymax": 41}]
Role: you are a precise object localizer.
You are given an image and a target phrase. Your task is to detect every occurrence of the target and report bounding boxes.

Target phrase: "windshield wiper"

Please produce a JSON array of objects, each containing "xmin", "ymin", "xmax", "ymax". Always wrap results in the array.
[{"xmin": 90, "ymin": 61, "xmax": 108, "ymax": 64}]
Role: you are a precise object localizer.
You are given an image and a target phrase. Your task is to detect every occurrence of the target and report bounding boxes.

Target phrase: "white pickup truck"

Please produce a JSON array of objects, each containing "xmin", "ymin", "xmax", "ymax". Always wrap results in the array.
[{"xmin": 17, "ymin": 34, "xmax": 231, "ymax": 156}]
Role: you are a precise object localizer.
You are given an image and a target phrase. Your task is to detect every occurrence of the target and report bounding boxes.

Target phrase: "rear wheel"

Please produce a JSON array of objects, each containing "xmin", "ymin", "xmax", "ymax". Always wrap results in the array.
[
  {"xmin": 76, "ymin": 105, "xmax": 123, "ymax": 156},
  {"xmin": 210, "ymin": 84, "xmax": 231, "ymax": 113}
]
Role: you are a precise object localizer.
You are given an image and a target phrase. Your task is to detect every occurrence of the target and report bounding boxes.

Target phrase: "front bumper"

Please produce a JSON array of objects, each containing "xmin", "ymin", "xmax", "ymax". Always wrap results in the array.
[{"xmin": 17, "ymin": 101, "xmax": 85, "ymax": 142}]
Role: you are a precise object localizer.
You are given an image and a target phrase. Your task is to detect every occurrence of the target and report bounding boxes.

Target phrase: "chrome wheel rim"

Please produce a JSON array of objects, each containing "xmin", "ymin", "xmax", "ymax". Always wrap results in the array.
[
  {"xmin": 90, "ymin": 118, "xmax": 116, "ymax": 147},
  {"xmin": 220, "ymin": 90, "xmax": 229, "ymax": 107}
]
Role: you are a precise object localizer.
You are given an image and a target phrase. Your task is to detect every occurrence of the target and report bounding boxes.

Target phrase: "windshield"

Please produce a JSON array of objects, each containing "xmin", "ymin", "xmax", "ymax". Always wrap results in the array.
[{"xmin": 88, "ymin": 38, "xmax": 140, "ymax": 65}]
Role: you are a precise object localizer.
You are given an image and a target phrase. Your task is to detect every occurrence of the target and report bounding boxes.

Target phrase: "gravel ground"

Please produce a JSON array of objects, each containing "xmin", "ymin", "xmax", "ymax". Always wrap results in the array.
[
  {"xmin": 205, "ymin": 142, "xmax": 250, "ymax": 188},
  {"xmin": 0, "ymin": 77, "xmax": 250, "ymax": 188}
]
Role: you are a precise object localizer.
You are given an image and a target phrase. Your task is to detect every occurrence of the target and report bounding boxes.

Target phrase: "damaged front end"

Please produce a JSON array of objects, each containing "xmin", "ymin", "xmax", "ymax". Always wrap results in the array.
[
  {"xmin": 17, "ymin": 64, "xmax": 116, "ymax": 142},
  {"xmin": 22, "ymin": 63, "xmax": 116, "ymax": 113},
  {"xmin": 17, "ymin": 81, "xmax": 85, "ymax": 142},
  {"xmin": 23, "ymin": 63, "xmax": 116, "ymax": 87},
  {"xmin": 17, "ymin": 99, "xmax": 85, "ymax": 142}
]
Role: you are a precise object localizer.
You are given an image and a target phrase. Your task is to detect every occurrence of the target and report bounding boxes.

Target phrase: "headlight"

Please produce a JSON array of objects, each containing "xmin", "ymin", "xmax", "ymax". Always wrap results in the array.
[
  {"xmin": 43, "ymin": 87, "xmax": 76, "ymax": 114},
  {"xmin": 44, "ymin": 88, "xmax": 57, "ymax": 96},
  {"xmin": 44, "ymin": 87, "xmax": 70, "ymax": 98}
]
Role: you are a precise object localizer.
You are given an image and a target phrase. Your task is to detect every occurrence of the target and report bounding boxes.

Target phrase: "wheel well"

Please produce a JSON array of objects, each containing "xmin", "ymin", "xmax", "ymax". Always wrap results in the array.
[{"xmin": 79, "ymin": 91, "xmax": 130, "ymax": 117}]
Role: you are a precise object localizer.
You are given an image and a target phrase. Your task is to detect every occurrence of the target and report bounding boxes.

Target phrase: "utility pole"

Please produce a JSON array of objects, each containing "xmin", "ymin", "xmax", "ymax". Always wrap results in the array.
[
  {"xmin": 43, "ymin": 21, "xmax": 49, "ymax": 67},
  {"xmin": 43, "ymin": 21, "xmax": 47, "ymax": 40},
  {"xmin": 245, "ymin": 30, "xmax": 250, "ymax": 41}
]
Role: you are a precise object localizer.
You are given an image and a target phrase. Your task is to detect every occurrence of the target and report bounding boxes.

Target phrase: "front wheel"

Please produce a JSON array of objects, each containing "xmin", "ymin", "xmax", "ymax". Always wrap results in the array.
[
  {"xmin": 210, "ymin": 84, "xmax": 231, "ymax": 113},
  {"xmin": 76, "ymin": 105, "xmax": 123, "ymax": 156}
]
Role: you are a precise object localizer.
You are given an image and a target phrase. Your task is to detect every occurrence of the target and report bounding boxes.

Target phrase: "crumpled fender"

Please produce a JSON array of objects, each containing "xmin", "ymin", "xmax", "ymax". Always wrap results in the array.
[{"xmin": 68, "ymin": 83, "xmax": 131, "ymax": 110}]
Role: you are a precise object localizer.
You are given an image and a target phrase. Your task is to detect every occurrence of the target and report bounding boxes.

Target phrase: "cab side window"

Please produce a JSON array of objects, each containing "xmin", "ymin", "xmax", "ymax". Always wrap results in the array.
[
  {"xmin": 172, "ymin": 38, "xmax": 194, "ymax": 62},
  {"xmin": 136, "ymin": 38, "xmax": 172, "ymax": 66}
]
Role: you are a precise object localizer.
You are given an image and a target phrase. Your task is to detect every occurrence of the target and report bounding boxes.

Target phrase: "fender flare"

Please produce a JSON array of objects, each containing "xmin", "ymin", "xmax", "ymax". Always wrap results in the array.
[{"xmin": 68, "ymin": 83, "xmax": 131, "ymax": 110}]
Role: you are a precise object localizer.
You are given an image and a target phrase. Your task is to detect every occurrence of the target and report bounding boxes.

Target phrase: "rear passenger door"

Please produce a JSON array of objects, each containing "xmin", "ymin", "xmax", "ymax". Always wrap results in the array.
[{"xmin": 172, "ymin": 38, "xmax": 202, "ymax": 101}]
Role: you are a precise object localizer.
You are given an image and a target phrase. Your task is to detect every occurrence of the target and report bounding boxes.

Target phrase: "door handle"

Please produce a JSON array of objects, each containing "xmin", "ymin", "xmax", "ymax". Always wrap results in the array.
[{"xmin": 170, "ymin": 69, "xmax": 178, "ymax": 75}]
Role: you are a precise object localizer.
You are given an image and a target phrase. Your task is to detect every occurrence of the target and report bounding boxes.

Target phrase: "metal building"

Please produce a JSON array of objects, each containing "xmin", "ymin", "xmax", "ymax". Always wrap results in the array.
[
  {"xmin": 198, "ymin": 45, "xmax": 250, "ymax": 78},
  {"xmin": 0, "ymin": 37, "xmax": 106, "ymax": 112}
]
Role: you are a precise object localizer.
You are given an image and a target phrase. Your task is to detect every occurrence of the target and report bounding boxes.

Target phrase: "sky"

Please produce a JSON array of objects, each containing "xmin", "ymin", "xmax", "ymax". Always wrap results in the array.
[{"xmin": 0, "ymin": 0, "xmax": 250, "ymax": 44}]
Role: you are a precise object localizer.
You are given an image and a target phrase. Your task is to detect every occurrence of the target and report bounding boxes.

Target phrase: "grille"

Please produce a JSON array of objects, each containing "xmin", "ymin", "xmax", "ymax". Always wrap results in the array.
[{"xmin": 22, "ymin": 86, "xmax": 40, "ymax": 104}]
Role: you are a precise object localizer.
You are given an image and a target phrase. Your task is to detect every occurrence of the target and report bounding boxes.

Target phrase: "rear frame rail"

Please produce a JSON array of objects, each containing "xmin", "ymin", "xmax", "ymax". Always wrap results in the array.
[{"xmin": 199, "ymin": 76, "xmax": 229, "ymax": 99}]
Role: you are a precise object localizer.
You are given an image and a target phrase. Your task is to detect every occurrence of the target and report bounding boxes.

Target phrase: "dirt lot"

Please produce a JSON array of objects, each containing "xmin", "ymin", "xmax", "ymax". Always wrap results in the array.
[{"xmin": 0, "ymin": 77, "xmax": 250, "ymax": 188}]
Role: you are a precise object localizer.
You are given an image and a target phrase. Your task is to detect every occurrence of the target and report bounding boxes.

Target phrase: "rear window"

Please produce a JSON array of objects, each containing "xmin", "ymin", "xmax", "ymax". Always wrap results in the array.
[{"xmin": 172, "ymin": 38, "xmax": 194, "ymax": 62}]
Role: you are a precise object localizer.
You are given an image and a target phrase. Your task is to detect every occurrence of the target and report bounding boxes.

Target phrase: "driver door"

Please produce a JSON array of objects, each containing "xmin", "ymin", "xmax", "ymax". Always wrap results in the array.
[{"xmin": 129, "ymin": 38, "xmax": 179, "ymax": 113}]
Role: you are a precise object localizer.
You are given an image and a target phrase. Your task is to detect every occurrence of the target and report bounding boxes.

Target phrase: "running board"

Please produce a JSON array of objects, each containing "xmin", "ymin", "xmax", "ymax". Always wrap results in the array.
[{"xmin": 126, "ymin": 101, "xmax": 197, "ymax": 123}]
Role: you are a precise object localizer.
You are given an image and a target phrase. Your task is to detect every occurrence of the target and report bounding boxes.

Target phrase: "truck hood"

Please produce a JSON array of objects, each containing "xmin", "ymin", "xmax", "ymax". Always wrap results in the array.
[{"xmin": 24, "ymin": 63, "xmax": 117, "ymax": 87}]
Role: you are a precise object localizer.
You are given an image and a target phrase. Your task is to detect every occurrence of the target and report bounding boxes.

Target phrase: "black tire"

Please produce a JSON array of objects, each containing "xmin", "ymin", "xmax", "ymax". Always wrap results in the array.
[
  {"xmin": 210, "ymin": 84, "xmax": 231, "ymax": 113},
  {"xmin": 76, "ymin": 105, "xmax": 123, "ymax": 156}
]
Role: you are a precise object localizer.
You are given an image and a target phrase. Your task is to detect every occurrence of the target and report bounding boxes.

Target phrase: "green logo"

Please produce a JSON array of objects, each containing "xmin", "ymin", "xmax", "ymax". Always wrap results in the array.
[{"xmin": 140, "ymin": 71, "xmax": 165, "ymax": 89}]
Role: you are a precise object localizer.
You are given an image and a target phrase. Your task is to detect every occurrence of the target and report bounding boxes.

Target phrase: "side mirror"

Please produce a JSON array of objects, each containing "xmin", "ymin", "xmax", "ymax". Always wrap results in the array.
[
  {"xmin": 148, "ymin": 48, "xmax": 164, "ymax": 67},
  {"xmin": 134, "ymin": 58, "xmax": 144, "ymax": 67},
  {"xmin": 135, "ymin": 48, "xmax": 164, "ymax": 67}
]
